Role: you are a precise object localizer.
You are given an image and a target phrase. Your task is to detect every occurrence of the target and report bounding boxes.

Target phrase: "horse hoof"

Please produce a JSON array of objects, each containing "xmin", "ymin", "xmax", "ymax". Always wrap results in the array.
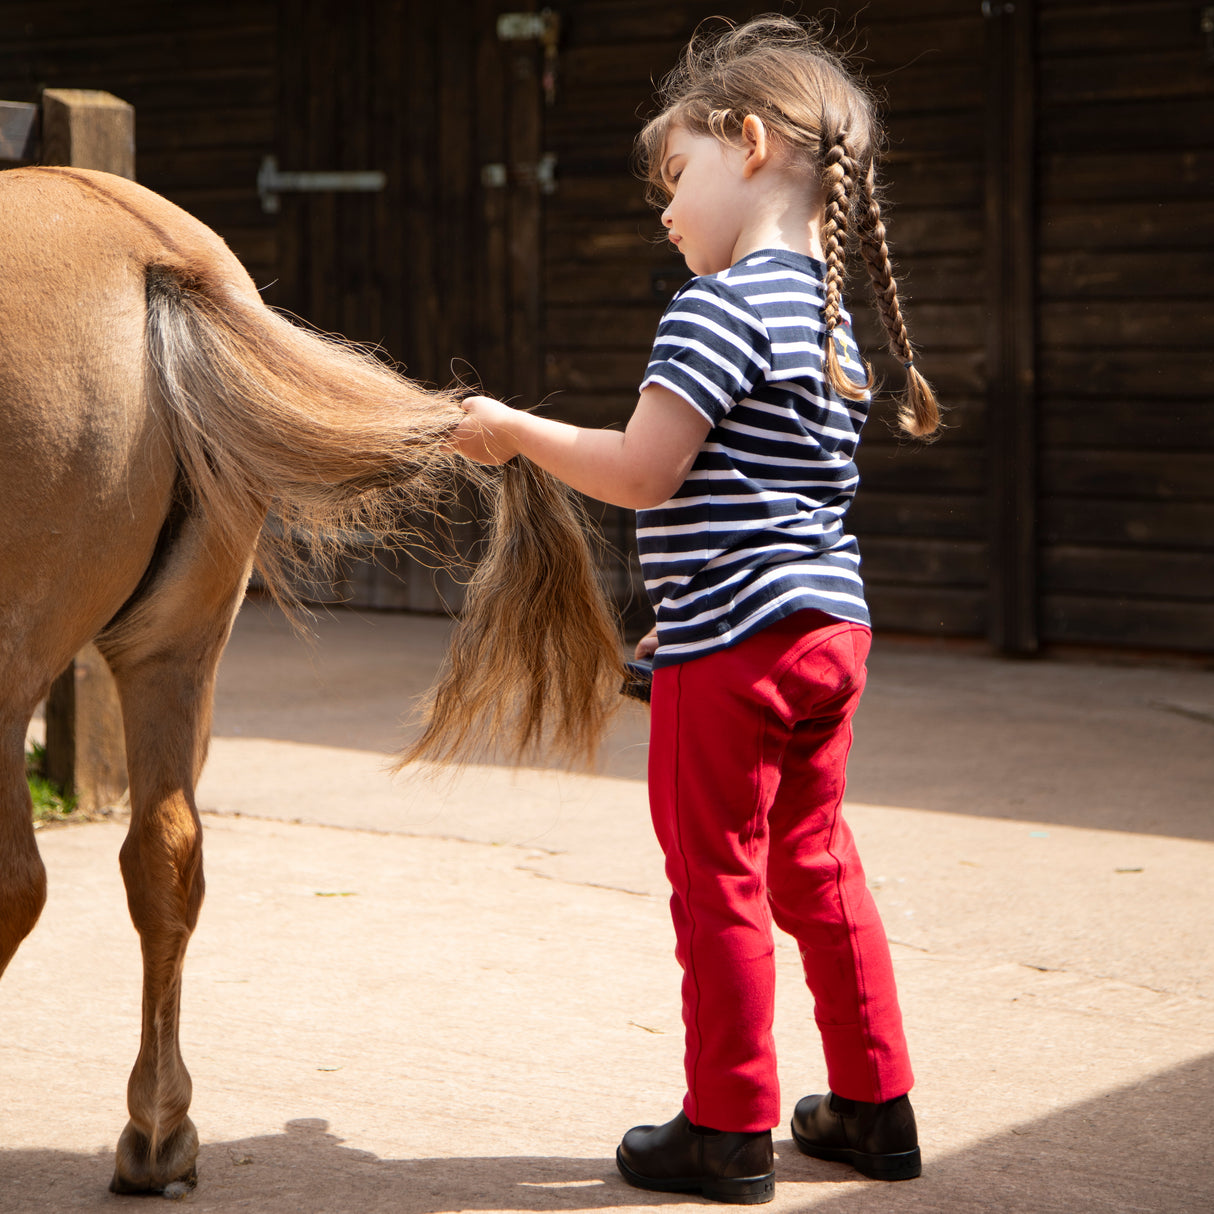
[{"xmin": 110, "ymin": 1117, "xmax": 200, "ymax": 1195}]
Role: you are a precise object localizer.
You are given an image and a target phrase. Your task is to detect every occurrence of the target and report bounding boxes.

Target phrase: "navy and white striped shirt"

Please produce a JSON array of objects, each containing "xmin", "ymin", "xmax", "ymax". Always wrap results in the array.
[{"xmin": 637, "ymin": 249, "xmax": 871, "ymax": 668}]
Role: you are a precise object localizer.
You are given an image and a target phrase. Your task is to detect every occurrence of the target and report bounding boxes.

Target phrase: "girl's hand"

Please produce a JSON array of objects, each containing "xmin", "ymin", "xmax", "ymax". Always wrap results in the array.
[
  {"xmin": 450, "ymin": 383, "xmax": 710, "ymax": 509},
  {"xmin": 634, "ymin": 625, "xmax": 659, "ymax": 661},
  {"xmin": 452, "ymin": 395, "xmax": 521, "ymax": 465}
]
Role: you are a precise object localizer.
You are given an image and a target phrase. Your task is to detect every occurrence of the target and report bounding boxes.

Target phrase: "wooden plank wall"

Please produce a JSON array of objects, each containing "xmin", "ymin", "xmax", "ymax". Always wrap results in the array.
[
  {"xmin": 1035, "ymin": 0, "xmax": 1214, "ymax": 651},
  {"xmin": 541, "ymin": 1, "xmax": 990, "ymax": 635},
  {"xmin": 2, "ymin": 1, "xmax": 1209, "ymax": 652},
  {"xmin": 837, "ymin": 2, "xmax": 989, "ymax": 639},
  {"xmin": 0, "ymin": 1, "xmax": 277, "ymax": 285}
]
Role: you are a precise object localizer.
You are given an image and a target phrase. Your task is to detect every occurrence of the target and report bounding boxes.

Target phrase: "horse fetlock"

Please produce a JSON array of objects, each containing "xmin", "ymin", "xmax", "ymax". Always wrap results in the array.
[{"xmin": 110, "ymin": 1115, "xmax": 199, "ymax": 1195}]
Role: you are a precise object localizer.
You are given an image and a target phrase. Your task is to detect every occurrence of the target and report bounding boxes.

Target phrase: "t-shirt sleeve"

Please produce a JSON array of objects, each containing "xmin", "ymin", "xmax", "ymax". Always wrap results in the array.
[{"xmin": 640, "ymin": 278, "xmax": 771, "ymax": 427}]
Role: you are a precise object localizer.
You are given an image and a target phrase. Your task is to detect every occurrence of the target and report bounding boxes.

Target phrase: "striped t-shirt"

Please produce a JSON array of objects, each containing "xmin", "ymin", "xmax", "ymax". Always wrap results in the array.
[{"xmin": 637, "ymin": 249, "xmax": 871, "ymax": 668}]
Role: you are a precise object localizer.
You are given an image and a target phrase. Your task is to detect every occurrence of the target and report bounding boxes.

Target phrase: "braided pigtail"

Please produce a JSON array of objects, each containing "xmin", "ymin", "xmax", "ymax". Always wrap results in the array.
[
  {"xmin": 857, "ymin": 161, "xmax": 940, "ymax": 438},
  {"xmin": 820, "ymin": 140, "xmax": 873, "ymax": 401}
]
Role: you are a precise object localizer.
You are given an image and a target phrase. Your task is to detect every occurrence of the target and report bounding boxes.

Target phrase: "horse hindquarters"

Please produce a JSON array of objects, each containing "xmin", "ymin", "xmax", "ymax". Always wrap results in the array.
[{"xmin": 0, "ymin": 165, "xmax": 630, "ymax": 1204}]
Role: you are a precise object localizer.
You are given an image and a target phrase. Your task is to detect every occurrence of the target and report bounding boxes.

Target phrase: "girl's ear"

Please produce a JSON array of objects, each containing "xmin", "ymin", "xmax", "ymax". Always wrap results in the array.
[{"xmin": 740, "ymin": 114, "xmax": 771, "ymax": 177}]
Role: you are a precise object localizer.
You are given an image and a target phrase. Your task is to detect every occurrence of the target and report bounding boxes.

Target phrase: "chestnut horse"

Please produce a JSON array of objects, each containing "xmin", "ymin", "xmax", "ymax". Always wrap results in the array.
[{"xmin": 0, "ymin": 166, "xmax": 622, "ymax": 1193}]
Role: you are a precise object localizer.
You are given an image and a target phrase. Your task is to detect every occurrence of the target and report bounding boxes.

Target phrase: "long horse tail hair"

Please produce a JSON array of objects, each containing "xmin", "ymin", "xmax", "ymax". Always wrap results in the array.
[
  {"xmin": 397, "ymin": 459, "xmax": 625, "ymax": 770},
  {"xmin": 143, "ymin": 260, "xmax": 624, "ymax": 767}
]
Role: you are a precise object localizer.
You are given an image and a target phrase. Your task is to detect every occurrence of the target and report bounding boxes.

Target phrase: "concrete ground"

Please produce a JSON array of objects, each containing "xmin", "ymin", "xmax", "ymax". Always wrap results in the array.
[{"xmin": 3, "ymin": 599, "xmax": 1212, "ymax": 1213}]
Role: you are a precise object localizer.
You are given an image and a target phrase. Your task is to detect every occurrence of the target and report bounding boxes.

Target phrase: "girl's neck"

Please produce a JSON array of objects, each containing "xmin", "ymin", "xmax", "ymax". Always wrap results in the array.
[
  {"xmin": 730, "ymin": 173, "xmax": 825, "ymax": 265},
  {"xmin": 732, "ymin": 224, "xmax": 825, "ymax": 266}
]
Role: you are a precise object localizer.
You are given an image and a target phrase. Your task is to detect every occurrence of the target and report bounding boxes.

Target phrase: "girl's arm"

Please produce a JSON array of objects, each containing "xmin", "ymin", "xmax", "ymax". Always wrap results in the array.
[{"xmin": 453, "ymin": 384, "xmax": 712, "ymax": 511}]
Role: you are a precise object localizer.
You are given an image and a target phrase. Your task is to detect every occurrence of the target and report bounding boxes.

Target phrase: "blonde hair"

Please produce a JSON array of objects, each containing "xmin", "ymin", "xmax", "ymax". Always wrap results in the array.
[{"xmin": 636, "ymin": 14, "xmax": 939, "ymax": 438}]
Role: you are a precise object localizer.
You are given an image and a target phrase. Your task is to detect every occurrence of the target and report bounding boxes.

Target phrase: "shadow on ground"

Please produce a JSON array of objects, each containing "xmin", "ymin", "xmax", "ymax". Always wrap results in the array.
[
  {"xmin": 800, "ymin": 1051, "xmax": 1213, "ymax": 1213},
  {"xmin": 3, "ymin": 1054, "xmax": 1208, "ymax": 1213}
]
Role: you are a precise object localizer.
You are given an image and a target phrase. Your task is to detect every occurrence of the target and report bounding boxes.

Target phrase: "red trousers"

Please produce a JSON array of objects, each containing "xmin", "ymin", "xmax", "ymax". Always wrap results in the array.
[{"xmin": 648, "ymin": 611, "xmax": 913, "ymax": 1132}]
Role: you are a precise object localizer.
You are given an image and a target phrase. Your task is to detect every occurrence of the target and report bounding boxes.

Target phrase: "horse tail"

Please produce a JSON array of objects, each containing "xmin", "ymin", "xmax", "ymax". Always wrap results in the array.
[
  {"xmin": 143, "ymin": 261, "xmax": 624, "ymax": 766},
  {"xmin": 397, "ymin": 459, "xmax": 625, "ymax": 769},
  {"xmin": 144, "ymin": 261, "xmax": 465, "ymax": 603}
]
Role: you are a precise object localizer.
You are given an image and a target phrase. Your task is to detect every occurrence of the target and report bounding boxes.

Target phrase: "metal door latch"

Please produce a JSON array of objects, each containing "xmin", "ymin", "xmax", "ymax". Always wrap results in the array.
[
  {"xmin": 481, "ymin": 152, "xmax": 558, "ymax": 194},
  {"xmin": 257, "ymin": 155, "xmax": 387, "ymax": 213}
]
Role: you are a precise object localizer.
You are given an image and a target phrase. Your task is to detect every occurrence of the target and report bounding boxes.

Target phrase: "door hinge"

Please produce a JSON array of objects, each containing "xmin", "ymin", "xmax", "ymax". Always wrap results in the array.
[
  {"xmin": 481, "ymin": 152, "xmax": 558, "ymax": 194},
  {"xmin": 257, "ymin": 155, "xmax": 387, "ymax": 214}
]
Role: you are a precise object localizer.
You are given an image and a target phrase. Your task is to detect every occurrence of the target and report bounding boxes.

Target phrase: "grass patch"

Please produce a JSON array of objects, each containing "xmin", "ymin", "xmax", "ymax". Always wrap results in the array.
[{"xmin": 25, "ymin": 741, "xmax": 78, "ymax": 824}]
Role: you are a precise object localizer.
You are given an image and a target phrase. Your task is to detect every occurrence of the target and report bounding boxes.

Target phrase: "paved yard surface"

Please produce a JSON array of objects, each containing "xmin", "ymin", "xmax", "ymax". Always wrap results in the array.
[{"xmin": 3, "ymin": 601, "xmax": 1211, "ymax": 1213}]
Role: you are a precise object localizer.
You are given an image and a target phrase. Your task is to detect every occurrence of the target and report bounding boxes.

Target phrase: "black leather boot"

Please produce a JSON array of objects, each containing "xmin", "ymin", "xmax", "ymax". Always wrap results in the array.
[
  {"xmin": 616, "ymin": 1110, "xmax": 775, "ymax": 1204},
  {"xmin": 790, "ymin": 1092, "xmax": 921, "ymax": 1181}
]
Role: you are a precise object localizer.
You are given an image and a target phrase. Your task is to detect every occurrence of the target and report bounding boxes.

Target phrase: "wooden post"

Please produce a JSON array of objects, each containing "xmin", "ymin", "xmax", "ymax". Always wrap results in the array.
[
  {"xmin": 40, "ymin": 88, "xmax": 135, "ymax": 178},
  {"xmin": 40, "ymin": 89, "xmax": 135, "ymax": 812},
  {"xmin": 44, "ymin": 647, "xmax": 129, "ymax": 814},
  {"xmin": 984, "ymin": 1, "xmax": 1039, "ymax": 654}
]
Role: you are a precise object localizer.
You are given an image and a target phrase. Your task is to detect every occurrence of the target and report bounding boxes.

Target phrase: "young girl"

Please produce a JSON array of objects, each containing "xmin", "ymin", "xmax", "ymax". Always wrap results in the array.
[{"xmin": 454, "ymin": 14, "xmax": 938, "ymax": 1204}]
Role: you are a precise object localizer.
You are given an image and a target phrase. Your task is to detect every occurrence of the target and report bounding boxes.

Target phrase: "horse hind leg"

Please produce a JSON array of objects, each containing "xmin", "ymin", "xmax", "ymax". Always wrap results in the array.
[{"xmin": 97, "ymin": 513, "xmax": 256, "ymax": 1195}]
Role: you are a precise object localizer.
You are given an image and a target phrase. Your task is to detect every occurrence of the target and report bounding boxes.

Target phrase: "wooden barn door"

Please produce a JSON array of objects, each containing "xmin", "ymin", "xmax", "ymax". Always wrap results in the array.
[
  {"xmin": 265, "ymin": 0, "xmax": 1213, "ymax": 652},
  {"xmin": 268, "ymin": 0, "xmax": 550, "ymax": 610},
  {"xmin": 266, "ymin": 1, "xmax": 1005, "ymax": 643}
]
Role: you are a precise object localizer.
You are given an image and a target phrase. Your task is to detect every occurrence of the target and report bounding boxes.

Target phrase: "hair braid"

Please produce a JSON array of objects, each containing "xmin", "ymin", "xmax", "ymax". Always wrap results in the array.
[
  {"xmin": 820, "ymin": 141, "xmax": 872, "ymax": 401},
  {"xmin": 857, "ymin": 162, "xmax": 940, "ymax": 437}
]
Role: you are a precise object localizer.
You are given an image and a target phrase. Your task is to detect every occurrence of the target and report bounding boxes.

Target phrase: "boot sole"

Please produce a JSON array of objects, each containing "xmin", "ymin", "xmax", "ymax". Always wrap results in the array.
[
  {"xmin": 616, "ymin": 1147, "xmax": 776, "ymax": 1204},
  {"xmin": 790, "ymin": 1124, "xmax": 922, "ymax": 1181}
]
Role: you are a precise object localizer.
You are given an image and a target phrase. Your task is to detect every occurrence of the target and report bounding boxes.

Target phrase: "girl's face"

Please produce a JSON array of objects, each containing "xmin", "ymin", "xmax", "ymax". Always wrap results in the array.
[{"xmin": 658, "ymin": 124, "xmax": 754, "ymax": 276}]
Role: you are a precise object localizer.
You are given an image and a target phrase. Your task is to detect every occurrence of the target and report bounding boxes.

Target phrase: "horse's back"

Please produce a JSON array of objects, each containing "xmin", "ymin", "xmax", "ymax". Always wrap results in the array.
[{"xmin": 0, "ymin": 168, "xmax": 247, "ymax": 694}]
